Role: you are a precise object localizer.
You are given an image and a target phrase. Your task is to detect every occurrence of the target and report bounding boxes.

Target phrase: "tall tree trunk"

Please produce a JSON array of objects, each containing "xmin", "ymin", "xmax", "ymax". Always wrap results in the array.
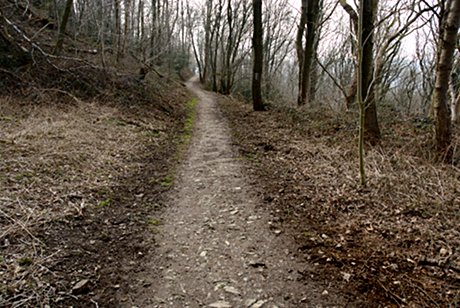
[
  {"xmin": 122, "ymin": 0, "xmax": 131, "ymax": 57},
  {"xmin": 252, "ymin": 0, "xmax": 264, "ymax": 111},
  {"xmin": 223, "ymin": 0, "xmax": 233, "ymax": 94},
  {"xmin": 432, "ymin": 0, "xmax": 460, "ymax": 156},
  {"xmin": 203, "ymin": 0, "xmax": 213, "ymax": 83},
  {"xmin": 114, "ymin": 0, "xmax": 122, "ymax": 62},
  {"xmin": 150, "ymin": 0, "xmax": 157, "ymax": 58},
  {"xmin": 298, "ymin": 0, "xmax": 320, "ymax": 106},
  {"xmin": 54, "ymin": 0, "xmax": 73, "ymax": 55},
  {"xmin": 361, "ymin": 0, "xmax": 381, "ymax": 145},
  {"xmin": 296, "ymin": 0, "xmax": 307, "ymax": 105}
]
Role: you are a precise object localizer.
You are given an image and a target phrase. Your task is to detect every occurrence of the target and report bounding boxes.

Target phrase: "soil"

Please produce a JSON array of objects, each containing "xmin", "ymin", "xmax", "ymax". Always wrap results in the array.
[{"xmin": 128, "ymin": 78, "xmax": 357, "ymax": 307}]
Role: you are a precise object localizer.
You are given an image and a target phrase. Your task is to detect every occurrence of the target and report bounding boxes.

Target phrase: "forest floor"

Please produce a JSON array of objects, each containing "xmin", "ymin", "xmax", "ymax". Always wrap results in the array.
[
  {"xmin": 1, "ymin": 72, "xmax": 459, "ymax": 307},
  {"xmin": 0, "ymin": 75, "xmax": 192, "ymax": 307},
  {"xmin": 219, "ymin": 97, "xmax": 460, "ymax": 307}
]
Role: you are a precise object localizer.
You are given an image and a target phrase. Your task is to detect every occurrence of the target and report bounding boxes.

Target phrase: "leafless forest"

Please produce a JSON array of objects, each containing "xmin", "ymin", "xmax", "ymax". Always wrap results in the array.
[{"xmin": 0, "ymin": 0, "xmax": 459, "ymax": 306}]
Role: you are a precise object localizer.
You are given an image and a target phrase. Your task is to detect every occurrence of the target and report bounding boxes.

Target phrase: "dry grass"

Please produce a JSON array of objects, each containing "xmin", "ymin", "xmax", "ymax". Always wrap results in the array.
[
  {"xmin": 220, "ymin": 98, "xmax": 460, "ymax": 306},
  {"xmin": 0, "ymin": 96, "xmax": 174, "ymax": 306}
]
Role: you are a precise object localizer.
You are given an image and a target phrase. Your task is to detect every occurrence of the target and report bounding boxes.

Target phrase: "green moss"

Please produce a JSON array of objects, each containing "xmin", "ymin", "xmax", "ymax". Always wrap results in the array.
[
  {"xmin": 0, "ymin": 116, "xmax": 14, "ymax": 122},
  {"xmin": 144, "ymin": 129, "xmax": 161, "ymax": 137},
  {"xmin": 147, "ymin": 217, "xmax": 162, "ymax": 233},
  {"xmin": 147, "ymin": 217, "xmax": 161, "ymax": 226},
  {"xmin": 105, "ymin": 117, "xmax": 127, "ymax": 127},
  {"xmin": 18, "ymin": 257, "xmax": 33, "ymax": 266},
  {"xmin": 97, "ymin": 198, "xmax": 112, "ymax": 208},
  {"xmin": 180, "ymin": 98, "xmax": 198, "ymax": 144},
  {"xmin": 160, "ymin": 175, "xmax": 174, "ymax": 187},
  {"xmin": 14, "ymin": 172, "xmax": 34, "ymax": 181}
]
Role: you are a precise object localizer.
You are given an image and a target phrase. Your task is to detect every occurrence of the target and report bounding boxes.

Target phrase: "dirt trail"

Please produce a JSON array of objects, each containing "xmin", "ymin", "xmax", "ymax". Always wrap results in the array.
[{"xmin": 133, "ymin": 78, "xmax": 347, "ymax": 307}]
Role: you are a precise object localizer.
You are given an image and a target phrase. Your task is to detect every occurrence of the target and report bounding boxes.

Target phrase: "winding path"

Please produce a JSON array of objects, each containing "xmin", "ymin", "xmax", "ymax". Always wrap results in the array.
[{"xmin": 133, "ymin": 78, "xmax": 345, "ymax": 307}]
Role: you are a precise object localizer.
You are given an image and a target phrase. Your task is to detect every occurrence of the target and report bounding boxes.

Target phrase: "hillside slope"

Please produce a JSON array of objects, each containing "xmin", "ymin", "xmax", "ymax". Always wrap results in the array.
[{"xmin": 1, "ymin": 1, "xmax": 194, "ymax": 306}]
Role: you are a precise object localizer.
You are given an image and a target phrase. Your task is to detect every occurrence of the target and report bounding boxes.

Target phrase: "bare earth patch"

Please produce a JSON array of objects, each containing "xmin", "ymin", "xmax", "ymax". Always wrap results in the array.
[{"xmin": 219, "ymin": 98, "xmax": 460, "ymax": 306}]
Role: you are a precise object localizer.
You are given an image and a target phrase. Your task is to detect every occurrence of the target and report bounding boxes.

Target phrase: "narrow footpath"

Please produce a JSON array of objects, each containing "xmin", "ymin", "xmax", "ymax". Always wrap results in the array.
[{"xmin": 132, "ymin": 78, "xmax": 347, "ymax": 307}]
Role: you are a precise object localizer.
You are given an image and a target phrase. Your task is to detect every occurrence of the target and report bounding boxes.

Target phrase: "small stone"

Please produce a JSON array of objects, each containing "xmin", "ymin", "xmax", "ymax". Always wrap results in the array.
[
  {"xmin": 224, "ymin": 286, "xmax": 240, "ymax": 295},
  {"xmin": 322, "ymin": 290, "xmax": 329, "ymax": 296},
  {"xmin": 440, "ymin": 248, "xmax": 449, "ymax": 257},
  {"xmin": 72, "ymin": 279, "xmax": 91, "ymax": 295},
  {"xmin": 274, "ymin": 230, "xmax": 282, "ymax": 235},
  {"xmin": 251, "ymin": 300, "xmax": 268, "ymax": 308},
  {"xmin": 248, "ymin": 261, "xmax": 266, "ymax": 269},
  {"xmin": 200, "ymin": 251, "xmax": 207, "ymax": 257},
  {"xmin": 209, "ymin": 301, "xmax": 232, "ymax": 308},
  {"xmin": 341, "ymin": 272, "xmax": 351, "ymax": 282}
]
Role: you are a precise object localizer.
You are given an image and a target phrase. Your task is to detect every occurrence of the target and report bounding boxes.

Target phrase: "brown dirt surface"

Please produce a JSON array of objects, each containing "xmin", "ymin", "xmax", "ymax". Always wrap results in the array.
[
  {"xmin": 128, "ymin": 78, "xmax": 358, "ymax": 307},
  {"xmin": 0, "ymin": 79, "xmax": 191, "ymax": 307},
  {"xmin": 219, "ymin": 98, "xmax": 460, "ymax": 307}
]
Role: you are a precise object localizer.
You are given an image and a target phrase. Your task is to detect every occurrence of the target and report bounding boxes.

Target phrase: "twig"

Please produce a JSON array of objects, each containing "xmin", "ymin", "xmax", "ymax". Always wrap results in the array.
[
  {"xmin": 0, "ymin": 207, "xmax": 41, "ymax": 243},
  {"xmin": 91, "ymin": 299, "xmax": 100, "ymax": 308},
  {"xmin": 377, "ymin": 279, "xmax": 404, "ymax": 307},
  {"xmin": 41, "ymin": 88, "xmax": 82, "ymax": 103},
  {"xmin": 410, "ymin": 280, "xmax": 440, "ymax": 307}
]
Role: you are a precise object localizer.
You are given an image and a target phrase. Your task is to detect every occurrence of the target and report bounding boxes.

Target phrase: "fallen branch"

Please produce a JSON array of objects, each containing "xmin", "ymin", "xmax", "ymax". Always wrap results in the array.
[
  {"xmin": 1, "ymin": 10, "xmax": 101, "ymax": 71},
  {"xmin": 128, "ymin": 50, "xmax": 164, "ymax": 78},
  {"xmin": 1, "ymin": 9, "xmax": 60, "ymax": 70}
]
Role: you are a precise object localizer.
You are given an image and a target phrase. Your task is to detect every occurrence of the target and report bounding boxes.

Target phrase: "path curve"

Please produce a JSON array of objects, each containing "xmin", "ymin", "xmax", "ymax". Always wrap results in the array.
[{"xmin": 133, "ymin": 78, "xmax": 345, "ymax": 307}]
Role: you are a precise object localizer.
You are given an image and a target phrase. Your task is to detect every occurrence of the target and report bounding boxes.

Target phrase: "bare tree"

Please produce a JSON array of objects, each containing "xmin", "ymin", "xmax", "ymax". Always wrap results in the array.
[
  {"xmin": 54, "ymin": 0, "xmax": 74, "ymax": 55},
  {"xmin": 432, "ymin": 0, "xmax": 460, "ymax": 157},
  {"xmin": 252, "ymin": 0, "xmax": 264, "ymax": 111}
]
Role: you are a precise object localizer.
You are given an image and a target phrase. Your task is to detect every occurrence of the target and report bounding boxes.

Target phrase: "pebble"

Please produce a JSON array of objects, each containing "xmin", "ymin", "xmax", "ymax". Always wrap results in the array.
[
  {"xmin": 209, "ymin": 301, "xmax": 232, "ymax": 308},
  {"xmin": 224, "ymin": 286, "xmax": 240, "ymax": 295},
  {"xmin": 251, "ymin": 299, "xmax": 268, "ymax": 308},
  {"xmin": 72, "ymin": 279, "xmax": 90, "ymax": 295}
]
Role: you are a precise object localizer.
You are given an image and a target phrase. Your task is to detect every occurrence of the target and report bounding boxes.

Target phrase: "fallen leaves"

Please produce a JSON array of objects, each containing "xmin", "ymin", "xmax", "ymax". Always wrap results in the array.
[{"xmin": 220, "ymin": 97, "xmax": 460, "ymax": 306}]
